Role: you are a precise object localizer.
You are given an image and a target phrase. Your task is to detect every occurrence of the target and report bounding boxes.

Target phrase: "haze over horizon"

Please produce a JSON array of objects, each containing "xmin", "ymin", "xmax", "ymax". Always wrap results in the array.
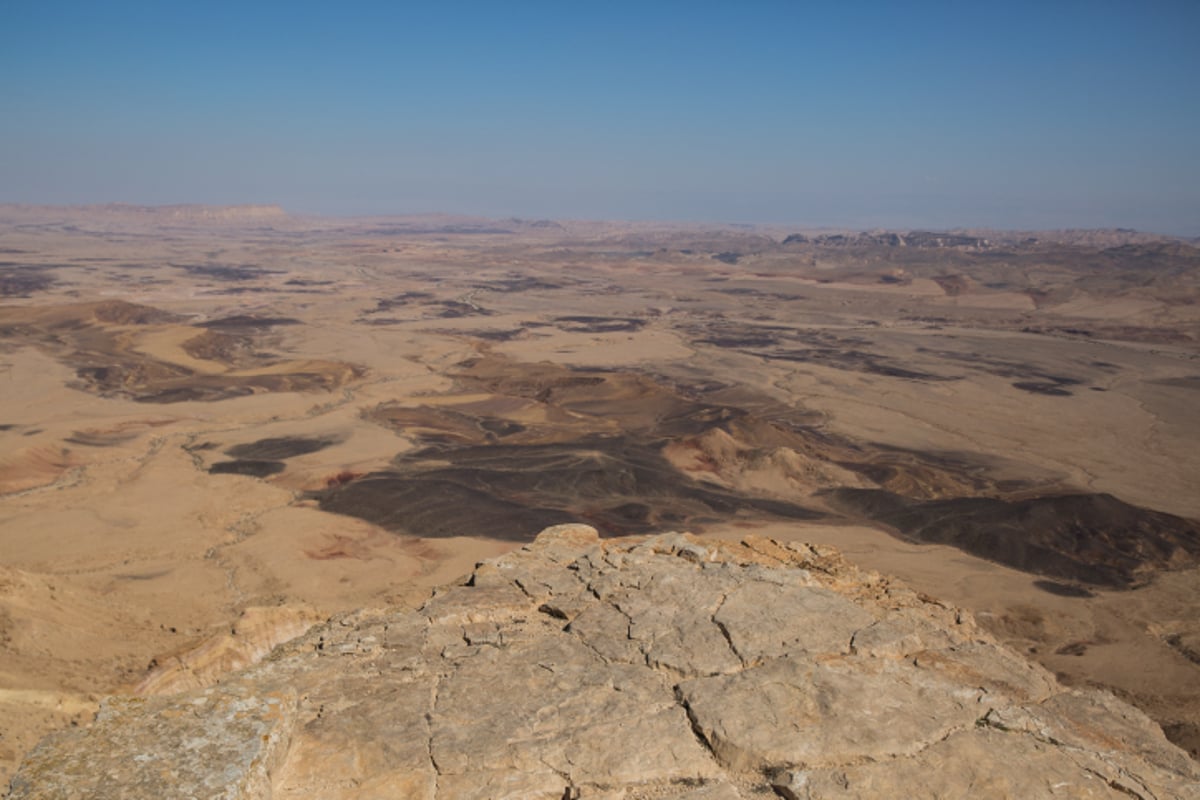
[{"xmin": 3, "ymin": 1, "xmax": 1198, "ymax": 235}]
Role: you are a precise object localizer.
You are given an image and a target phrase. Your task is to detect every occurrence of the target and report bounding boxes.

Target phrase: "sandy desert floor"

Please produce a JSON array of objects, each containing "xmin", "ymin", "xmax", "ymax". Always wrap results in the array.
[{"xmin": 1, "ymin": 205, "xmax": 1199, "ymax": 783}]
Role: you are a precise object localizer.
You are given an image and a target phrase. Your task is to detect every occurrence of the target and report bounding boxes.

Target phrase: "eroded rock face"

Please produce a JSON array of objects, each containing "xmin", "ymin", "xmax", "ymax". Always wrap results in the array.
[{"xmin": 9, "ymin": 526, "xmax": 1199, "ymax": 799}]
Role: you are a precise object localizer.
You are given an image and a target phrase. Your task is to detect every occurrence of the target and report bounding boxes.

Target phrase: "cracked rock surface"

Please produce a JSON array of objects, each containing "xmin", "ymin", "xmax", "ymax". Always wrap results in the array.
[{"xmin": 9, "ymin": 525, "xmax": 1200, "ymax": 799}]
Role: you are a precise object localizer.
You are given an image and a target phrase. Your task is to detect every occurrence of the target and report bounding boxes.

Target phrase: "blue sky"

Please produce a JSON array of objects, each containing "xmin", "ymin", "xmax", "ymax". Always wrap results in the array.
[{"xmin": 2, "ymin": 1, "xmax": 1198, "ymax": 233}]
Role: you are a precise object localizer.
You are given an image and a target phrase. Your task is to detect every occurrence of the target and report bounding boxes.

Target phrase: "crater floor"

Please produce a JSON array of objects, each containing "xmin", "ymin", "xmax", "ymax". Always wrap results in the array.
[{"xmin": 2, "ymin": 207, "xmax": 1199, "ymax": 784}]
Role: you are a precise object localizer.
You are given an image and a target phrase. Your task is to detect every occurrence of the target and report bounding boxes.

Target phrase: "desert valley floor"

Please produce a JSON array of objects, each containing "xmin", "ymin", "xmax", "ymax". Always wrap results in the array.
[{"xmin": 1, "ymin": 204, "xmax": 1198, "ymax": 784}]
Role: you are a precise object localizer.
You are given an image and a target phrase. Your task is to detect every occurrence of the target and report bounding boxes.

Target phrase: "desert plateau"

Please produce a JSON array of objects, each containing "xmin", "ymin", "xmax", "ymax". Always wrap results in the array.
[{"xmin": 2, "ymin": 203, "xmax": 1200, "ymax": 796}]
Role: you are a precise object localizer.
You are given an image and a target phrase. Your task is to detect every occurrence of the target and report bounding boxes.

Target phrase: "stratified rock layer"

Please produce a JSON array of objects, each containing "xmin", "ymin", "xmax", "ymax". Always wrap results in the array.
[{"xmin": 9, "ymin": 526, "xmax": 1199, "ymax": 799}]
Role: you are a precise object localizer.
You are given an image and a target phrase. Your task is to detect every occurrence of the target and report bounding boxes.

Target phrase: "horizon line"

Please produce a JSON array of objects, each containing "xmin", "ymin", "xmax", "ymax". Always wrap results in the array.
[{"xmin": 1, "ymin": 201, "xmax": 1195, "ymax": 240}]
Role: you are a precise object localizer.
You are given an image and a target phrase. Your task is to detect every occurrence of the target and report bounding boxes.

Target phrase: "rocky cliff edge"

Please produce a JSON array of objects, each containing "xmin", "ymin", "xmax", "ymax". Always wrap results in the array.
[{"xmin": 9, "ymin": 526, "xmax": 1199, "ymax": 799}]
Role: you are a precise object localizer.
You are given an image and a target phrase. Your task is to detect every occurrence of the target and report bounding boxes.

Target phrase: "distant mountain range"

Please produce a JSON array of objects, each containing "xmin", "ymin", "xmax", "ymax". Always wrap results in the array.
[{"xmin": 0, "ymin": 203, "xmax": 1194, "ymax": 247}]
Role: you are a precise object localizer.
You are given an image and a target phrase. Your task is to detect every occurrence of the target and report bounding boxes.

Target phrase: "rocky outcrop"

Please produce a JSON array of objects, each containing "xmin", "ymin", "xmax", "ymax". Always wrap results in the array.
[
  {"xmin": 9, "ymin": 526, "xmax": 1199, "ymax": 799},
  {"xmin": 135, "ymin": 605, "xmax": 325, "ymax": 696}
]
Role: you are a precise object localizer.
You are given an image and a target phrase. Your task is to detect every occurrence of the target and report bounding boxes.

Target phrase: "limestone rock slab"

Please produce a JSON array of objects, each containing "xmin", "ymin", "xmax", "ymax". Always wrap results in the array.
[
  {"xmin": 678, "ymin": 654, "xmax": 984, "ymax": 771},
  {"xmin": 792, "ymin": 727, "xmax": 1167, "ymax": 799},
  {"xmin": 713, "ymin": 580, "xmax": 874, "ymax": 663},
  {"xmin": 431, "ymin": 635, "xmax": 719, "ymax": 790},
  {"xmin": 10, "ymin": 526, "xmax": 1198, "ymax": 799}
]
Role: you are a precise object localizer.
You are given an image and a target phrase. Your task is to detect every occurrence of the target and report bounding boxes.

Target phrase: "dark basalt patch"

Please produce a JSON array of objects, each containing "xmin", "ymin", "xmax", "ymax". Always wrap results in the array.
[
  {"xmin": 920, "ymin": 349, "xmax": 1089, "ymax": 390},
  {"xmin": 436, "ymin": 301, "xmax": 492, "ymax": 318},
  {"xmin": 173, "ymin": 263, "xmax": 282, "ymax": 281},
  {"xmin": 208, "ymin": 460, "xmax": 286, "ymax": 477},
  {"xmin": 135, "ymin": 385, "xmax": 258, "ymax": 403},
  {"xmin": 698, "ymin": 334, "xmax": 782, "ymax": 348},
  {"xmin": 113, "ymin": 569, "xmax": 172, "ymax": 581},
  {"xmin": 553, "ymin": 316, "xmax": 646, "ymax": 333},
  {"xmin": 210, "ymin": 286, "xmax": 285, "ymax": 295},
  {"xmin": 1033, "ymin": 580, "xmax": 1096, "ymax": 598},
  {"xmin": 479, "ymin": 418, "xmax": 526, "ymax": 437},
  {"xmin": 314, "ymin": 435, "xmax": 820, "ymax": 540},
  {"xmin": 225, "ymin": 436, "xmax": 337, "ymax": 460},
  {"xmin": 88, "ymin": 301, "xmax": 184, "ymax": 325},
  {"xmin": 362, "ymin": 293, "xmax": 493, "ymax": 319},
  {"xmin": 1165, "ymin": 634, "xmax": 1200, "ymax": 666},
  {"xmin": 368, "ymin": 292, "xmax": 436, "ymax": 312},
  {"xmin": 474, "ymin": 277, "xmax": 562, "ymax": 293},
  {"xmin": 0, "ymin": 267, "xmax": 56, "ymax": 297},
  {"xmin": 197, "ymin": 315, "xmax": 302, "ymax": 330},
  {"xmin": 467, "ymin": 329, "xmax": 526, "ymax": 342},
  {"xmin": 1013, "ymin": 381, "xmax": 1074, "ymax": 396},
  {"xmin": 365, "ymin": 405, "xmax": 531, "ymax": 447},
  {"xmin": 315, "ymin": 475, "xmax": 576, "ymax": 541},
  {"xmin": 762, "ymin": 348, "xmax": 955, "ymax": 381},
  {"xmin": 321, "ymin": 358, "xmax": 1081, "ymax": 543},
  {"xmin": 824, "ymin": 489, "xmax": 1200, "ymax": 588},
  {"xmin": 1153, "ymin": 376, "xmax": 1200, "ymax": 391},
  {"xmin": 328, "ymin": 359, "xmax": 836, "ymax": 539},
  {"xmin": 76, "ymin": 361, "xmax": 194, "ymax": 391},
  {"xmin": 689, "ymin": 323, "xmax": 955, "ymax": 382},
  {"xmin": 60, "ymin": 331, "xmax": 366, "ymax": 403},
  {"xmin": 132, "ymin": 364, "xmax": 362, "ymax": 403},
  {"xmin": 1162, "ymin": 723, "xmax": 1200, "ymax": 761},
  {"xmin": 182, "ymin": 330, "xmax": 255, "ymax": 364}
]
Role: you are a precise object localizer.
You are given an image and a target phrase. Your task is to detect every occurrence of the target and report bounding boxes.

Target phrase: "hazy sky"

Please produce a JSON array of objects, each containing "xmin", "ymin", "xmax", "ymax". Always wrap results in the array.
[{"xmin": 2, "ymin": 1, "xmax": 1197, "ymax": 233}]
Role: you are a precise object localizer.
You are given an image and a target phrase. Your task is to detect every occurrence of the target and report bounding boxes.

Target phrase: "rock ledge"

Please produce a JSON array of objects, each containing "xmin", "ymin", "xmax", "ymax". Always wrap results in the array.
[{"xmin": 9, "ymin": 525, "xmax": 1199, "ymax": 799}]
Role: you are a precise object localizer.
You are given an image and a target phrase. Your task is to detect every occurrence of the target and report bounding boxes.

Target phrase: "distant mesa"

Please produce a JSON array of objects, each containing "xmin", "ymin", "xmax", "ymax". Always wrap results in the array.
[
  {"xmin": 504, "ymin": 216, "xmax": 565, "ymax": 230},
  {"xmin": 151, "ymin": 204, "xmax": 287, "ymax": 222},
  {"xmin": 0, "ymin": 202, "xmax": 288, "ymax": 225}
]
